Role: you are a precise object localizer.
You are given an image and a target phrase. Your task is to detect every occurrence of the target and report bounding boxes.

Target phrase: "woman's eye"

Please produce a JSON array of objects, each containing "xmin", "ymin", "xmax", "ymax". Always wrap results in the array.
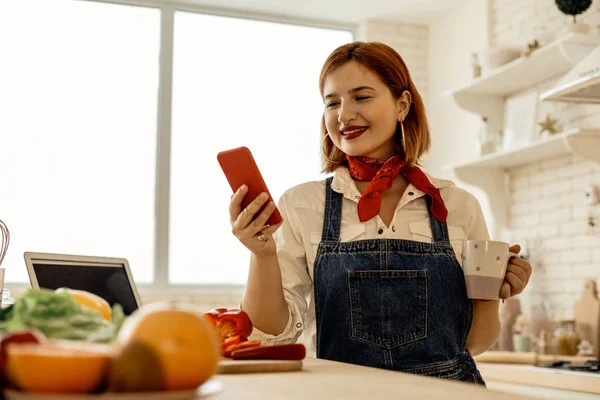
[
  {"xmin": 326, "ymin": 101, "xmax": 339, "ymax": 108},
  {"xmin": 356, "ymin": 96, "xmax": 371, "ymax": 101}
]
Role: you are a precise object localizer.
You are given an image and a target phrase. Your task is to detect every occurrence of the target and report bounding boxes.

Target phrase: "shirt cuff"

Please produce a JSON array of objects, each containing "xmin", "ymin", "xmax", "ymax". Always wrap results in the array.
[{"xmin": 247, "ymin": 299, "xmax": 304, "ymax": 344}]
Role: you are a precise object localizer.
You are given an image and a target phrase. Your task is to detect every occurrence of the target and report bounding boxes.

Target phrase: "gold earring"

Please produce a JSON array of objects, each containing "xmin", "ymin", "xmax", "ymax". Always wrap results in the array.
[
  {"xmin": 321, "ymin": 134, "xmax": 342, "ymax": 164},
  {"xmin": 401, "ymin": 121, "xmax": 406, "ymax": 148}
]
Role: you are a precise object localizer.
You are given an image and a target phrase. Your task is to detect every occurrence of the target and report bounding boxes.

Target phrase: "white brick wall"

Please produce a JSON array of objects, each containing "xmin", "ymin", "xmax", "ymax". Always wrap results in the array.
[
  {"xmin": 491, "ymin": 0, "xmax": 600, "ymax": 320},
  {"xmin": 508, "ymin": 154, "xmax": 600, "ymax": 319},
  {"xmin": 359, "ymin": 20, "xmax": 429, "ymax": 106},
  {"xmin": 492, "ymin": 0, "xmax": 600, "ymax": 47}
]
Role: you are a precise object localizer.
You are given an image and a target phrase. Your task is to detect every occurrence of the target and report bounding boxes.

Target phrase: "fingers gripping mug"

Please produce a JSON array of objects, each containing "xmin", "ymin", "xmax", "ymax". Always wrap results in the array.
[{"xmin": 461, "ymin": 240, "xmax": 519, "ymax": 300}]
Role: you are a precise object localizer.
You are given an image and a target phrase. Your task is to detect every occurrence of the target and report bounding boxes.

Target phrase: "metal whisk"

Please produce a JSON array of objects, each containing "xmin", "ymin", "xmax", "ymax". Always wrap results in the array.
[{"xmin": 0, "ymin": 220, "xmax": 9, "ymax": 268}]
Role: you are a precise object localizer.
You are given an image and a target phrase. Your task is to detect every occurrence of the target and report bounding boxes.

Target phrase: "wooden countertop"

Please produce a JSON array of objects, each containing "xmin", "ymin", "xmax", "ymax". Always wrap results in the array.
[
  {"xmin": 213, "ymin": 357, "xmax": 537, "ymax": 399},
  {"xmin": 478, "ymin": 363, "xmax": 600, "ymax": 395}
]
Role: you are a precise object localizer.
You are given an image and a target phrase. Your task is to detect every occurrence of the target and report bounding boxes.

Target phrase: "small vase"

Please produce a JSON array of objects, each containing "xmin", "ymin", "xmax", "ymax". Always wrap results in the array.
[{"xmin": 513, "ymin": 333, "xmax": 532, "ymax": 353}]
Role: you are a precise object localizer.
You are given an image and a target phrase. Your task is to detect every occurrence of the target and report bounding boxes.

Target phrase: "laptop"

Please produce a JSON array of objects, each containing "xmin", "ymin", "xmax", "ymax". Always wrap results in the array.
[{"xmin": 24, "ymin": 252, "xmax": 142, "ymax": 315}]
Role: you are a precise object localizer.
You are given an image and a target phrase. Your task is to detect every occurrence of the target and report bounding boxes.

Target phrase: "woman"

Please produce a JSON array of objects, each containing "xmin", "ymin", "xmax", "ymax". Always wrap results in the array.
[{"xmin": 229, "ymin": 42, "xmax": 532, "ymax": 385}]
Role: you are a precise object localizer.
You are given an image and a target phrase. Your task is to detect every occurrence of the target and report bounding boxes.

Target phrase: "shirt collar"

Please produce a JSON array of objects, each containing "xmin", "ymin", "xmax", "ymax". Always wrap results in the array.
[{"xmin": 331, "ymin": 166, "xmax": 453, "ymax": 201}]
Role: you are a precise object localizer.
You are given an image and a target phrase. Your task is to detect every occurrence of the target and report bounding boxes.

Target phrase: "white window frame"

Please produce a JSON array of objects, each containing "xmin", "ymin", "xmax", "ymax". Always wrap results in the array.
[{"xmin": 12, "ymin": 0, "xmax": 356, "ymax": 291}]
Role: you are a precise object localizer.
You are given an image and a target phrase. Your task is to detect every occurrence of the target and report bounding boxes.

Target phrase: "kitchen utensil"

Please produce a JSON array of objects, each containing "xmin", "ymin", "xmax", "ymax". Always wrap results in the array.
[
  {"xmin": 574, "ymin": 279, "xmax": 600, "ymax": 357},
  {"xmin": 0, "ymin": 220, "xmax": 9, "ymax": 297},
  {"xmin": 218, "ymin": 359, "xmax": 303, "ymax": 374},
  {"xmin": 0, "ymin": 219, "xmax": 9, "ymax": 267}
]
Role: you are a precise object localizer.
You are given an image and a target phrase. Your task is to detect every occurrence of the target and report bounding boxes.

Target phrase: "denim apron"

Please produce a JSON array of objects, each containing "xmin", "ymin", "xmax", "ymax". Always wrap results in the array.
[{"xmin": 313, "ymin": 177, "xmax": 486, "ymax": 385}]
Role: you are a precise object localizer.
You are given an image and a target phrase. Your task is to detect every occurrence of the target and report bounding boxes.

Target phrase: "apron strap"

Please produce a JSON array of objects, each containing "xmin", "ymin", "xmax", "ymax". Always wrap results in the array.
[
  {"xmin": 426, "ymin": 195, "xmax": 450, "ymax": 243},
  {"xmin": 321, "ymin": 177, "xmax": 342, "ymax": 242}
]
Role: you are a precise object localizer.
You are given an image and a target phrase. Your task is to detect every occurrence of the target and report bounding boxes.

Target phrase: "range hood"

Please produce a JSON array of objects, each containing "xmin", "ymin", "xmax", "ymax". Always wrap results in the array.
[{"xmin": 541, "ymin": 45, "xmax": 600, "ymax": 103}]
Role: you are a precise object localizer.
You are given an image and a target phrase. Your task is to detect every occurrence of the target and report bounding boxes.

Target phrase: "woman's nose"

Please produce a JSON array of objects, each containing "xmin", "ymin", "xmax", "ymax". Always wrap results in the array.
[{"xmin": 338, "ymin": 102, "xmax": 356, "ymax": 125}]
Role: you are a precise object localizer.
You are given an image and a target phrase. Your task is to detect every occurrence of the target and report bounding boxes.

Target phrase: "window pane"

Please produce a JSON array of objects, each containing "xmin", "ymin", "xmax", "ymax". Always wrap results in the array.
[
  {"xmin": 170, "ymin": 13, "xmax": 352, "ymax": 284},
  {"xmin": 0, "ymin": 0, "xmax": 160, "ymax": 283}
]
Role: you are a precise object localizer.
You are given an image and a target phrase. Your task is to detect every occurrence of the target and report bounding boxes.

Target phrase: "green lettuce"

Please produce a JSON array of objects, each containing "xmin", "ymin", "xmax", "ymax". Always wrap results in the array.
[{"xmin": 0, "ymin": 289, "xmax": 126, "ymax": 343}]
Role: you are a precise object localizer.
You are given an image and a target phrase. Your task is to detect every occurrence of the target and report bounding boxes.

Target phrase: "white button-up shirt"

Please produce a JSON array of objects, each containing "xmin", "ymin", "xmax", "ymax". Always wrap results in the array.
[{"xmin": 247, "ymin": 166, "xmax": 490, "ymax": 355}]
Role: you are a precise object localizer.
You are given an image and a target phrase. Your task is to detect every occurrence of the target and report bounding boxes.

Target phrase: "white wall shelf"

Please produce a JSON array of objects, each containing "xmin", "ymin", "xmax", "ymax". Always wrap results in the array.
[
  {"xmin": 452, "ymin": 129, "xmax": 600, "ymax": 171},
  {"xmin": 447, "ymin": 129, "xmax": 600, "ymax": 238},
  {"xmin": 444, "ymin": 34, "xmax": 600, "ymax": 136}
]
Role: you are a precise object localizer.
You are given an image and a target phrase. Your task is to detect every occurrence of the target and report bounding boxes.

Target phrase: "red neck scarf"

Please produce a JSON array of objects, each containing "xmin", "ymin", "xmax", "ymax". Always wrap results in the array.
[{"xmin": 346, "ymin": 154, "xmax": 448, "ymax": 223}]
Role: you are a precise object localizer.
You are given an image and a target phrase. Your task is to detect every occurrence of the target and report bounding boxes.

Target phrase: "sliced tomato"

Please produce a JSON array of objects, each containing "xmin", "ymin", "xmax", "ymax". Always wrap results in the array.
[{"xmin": 223, "ymin": 340, "xmax": 261, "ymax": 358}]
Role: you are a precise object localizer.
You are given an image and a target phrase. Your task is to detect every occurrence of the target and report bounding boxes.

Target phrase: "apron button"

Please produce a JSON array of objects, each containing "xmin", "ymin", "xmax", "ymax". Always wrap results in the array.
[
  {"xmin": 296, "ymin": 323, "xmax": 302, "ymax": 328},
  {"xmin": 392, "ymin": 225, "xmax": 396, "ymax": 232},
  {"xmin": 408, "ymin": 191, "xmax": 414, "ymax": 196},
  {"xmin": 378, "ymin": 229, "xmax": 383, "ymax": 234}
]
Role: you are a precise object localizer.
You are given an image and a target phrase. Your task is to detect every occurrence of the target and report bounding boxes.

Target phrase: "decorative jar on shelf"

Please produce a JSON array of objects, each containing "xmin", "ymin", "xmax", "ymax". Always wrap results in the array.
[{"xmin": 552, "ymin": 319, "xmax": 580, "ymax": 356}]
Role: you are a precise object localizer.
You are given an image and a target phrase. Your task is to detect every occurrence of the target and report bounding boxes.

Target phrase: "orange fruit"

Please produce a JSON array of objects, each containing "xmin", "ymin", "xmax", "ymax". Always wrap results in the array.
[
  {"xmin": 5, "ymin": 340, "xmax": 113, "ymax": 393},
  {"xmin": 115, "ymin": 302, "xmax": 220, "ymax": 391},
  {"xmin": 56, "ymin": 288, "xmax": 112, "ymax": 321}
]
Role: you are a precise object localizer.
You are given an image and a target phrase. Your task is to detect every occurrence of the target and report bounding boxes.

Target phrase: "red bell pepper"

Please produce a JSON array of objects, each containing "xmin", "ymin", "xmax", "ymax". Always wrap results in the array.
[
  {"xmin": 223, "ymin": 339, "xmax": 262, "ymax": 358},
  {"xmin": 203, "ymin": 308, "xmax": 253, "ymax": 341},
  {"xmin": 203, "ymin": 308, "xmax": 229, "ymax": 326},
  {"xmin": 221, "ymin": 334, "xmax": 244, "ymax": 352},
  {"xmin": 230, "ymin": 343, "xmax": 306, "ymax": 360}
]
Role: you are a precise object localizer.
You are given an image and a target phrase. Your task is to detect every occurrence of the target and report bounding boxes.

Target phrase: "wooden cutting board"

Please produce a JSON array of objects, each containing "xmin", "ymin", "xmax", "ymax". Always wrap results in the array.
[
  {"xmin": 217, "ymin": 359, "xmax": 303, "ymax": 374},
  {"xmin": 497, "ymin": 297, "xmax": 521, "ymax": 351},
  {"xmin": 574, "ymin": 279, "xmax": 600, "ymax": 357}
]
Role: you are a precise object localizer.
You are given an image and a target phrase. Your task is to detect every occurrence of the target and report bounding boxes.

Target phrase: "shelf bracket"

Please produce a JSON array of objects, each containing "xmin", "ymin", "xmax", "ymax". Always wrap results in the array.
[
  {"xmin": 452, "ymin": 92, "xmax": 505, "ymax": 134},
  {"xmin": 563, "ymin": 133, "xmax": 600, "ymax": 163}
]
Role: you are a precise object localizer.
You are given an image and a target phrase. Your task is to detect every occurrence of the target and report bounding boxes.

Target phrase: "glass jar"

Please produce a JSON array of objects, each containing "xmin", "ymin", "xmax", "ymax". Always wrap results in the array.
[
  {"xmin": 477, "ymin": 116, "xmax": 495, "ymax": 155},
  {"xmin": 1, "ymin": 288, "xmax": 15, "ymax": 309},
  {"xmin": 553, "ymin": 320, "xmax": 580, "ymax": 356}
]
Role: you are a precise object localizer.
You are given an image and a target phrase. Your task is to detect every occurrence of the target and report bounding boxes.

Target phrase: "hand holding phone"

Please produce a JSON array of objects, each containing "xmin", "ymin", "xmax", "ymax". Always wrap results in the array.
[{"xmin": 217, "ymin": 146, "xmax": 283, "ymax": 227}]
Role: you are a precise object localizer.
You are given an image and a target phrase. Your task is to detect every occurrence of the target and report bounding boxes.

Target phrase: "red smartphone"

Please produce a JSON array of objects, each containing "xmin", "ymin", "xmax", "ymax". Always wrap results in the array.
[{"xmin": 217, "ymin": 146, "xmax": 283, "ymax": 226}]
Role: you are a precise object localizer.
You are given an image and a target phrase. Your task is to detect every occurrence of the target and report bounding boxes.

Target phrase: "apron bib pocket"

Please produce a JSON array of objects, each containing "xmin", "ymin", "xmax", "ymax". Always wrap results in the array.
[{"xmin": 348, "ymin": 269, "xmax": 427, "ymax": 349}]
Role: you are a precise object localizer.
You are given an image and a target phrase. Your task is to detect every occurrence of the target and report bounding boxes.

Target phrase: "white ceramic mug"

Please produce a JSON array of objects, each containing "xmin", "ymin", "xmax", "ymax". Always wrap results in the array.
[{"xmin": 461, "ymin": 240, "xmax": 519, "ymax": 300}]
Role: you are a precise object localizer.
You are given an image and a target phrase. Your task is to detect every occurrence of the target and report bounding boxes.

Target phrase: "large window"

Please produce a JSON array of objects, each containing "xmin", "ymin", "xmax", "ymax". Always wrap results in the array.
[
  {"xmin": 0, "ymin": 0, "xmax": 160, "ymax": 283},
  {"xmin": 1, "ymin": 0, "xmax": 353, "ymax": 286}
]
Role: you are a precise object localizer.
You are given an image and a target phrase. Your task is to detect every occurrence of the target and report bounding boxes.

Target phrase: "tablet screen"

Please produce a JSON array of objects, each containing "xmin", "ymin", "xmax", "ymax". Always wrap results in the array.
[{"xmin": 32, "ymin": 262, "xmax": 139, "ymax": 315}]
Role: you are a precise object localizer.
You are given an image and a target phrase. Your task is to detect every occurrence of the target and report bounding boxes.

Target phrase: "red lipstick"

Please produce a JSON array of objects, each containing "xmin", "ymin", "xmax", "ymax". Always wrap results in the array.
[{"xmin": 340, "ymin": 125, "xmax": 368, "ymax": 140}]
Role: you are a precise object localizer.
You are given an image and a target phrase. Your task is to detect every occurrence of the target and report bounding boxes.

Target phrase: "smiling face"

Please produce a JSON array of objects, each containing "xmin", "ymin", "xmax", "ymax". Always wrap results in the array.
[{"xmin": 323, "ymin": 61, "xmax": 410, "ymax": 160}]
